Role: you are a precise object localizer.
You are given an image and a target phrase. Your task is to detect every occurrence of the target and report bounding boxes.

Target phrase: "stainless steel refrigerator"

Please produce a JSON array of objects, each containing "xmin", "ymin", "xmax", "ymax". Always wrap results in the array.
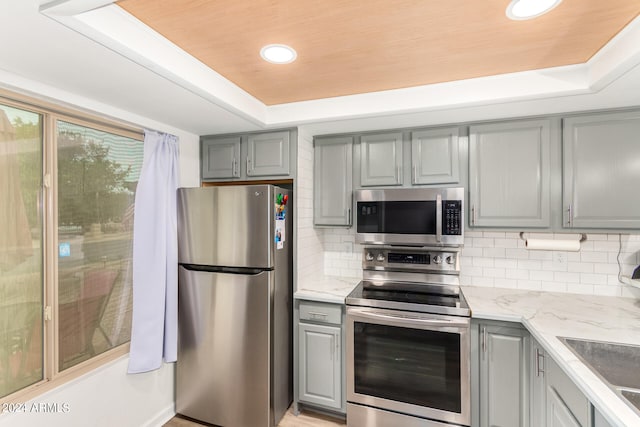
[{"xmin": 176, "ymin": 184, "xmax": 293, "ymax": 427}]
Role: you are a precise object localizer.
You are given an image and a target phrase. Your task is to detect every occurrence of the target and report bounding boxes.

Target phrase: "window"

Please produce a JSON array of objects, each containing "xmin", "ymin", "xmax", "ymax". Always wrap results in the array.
[{"xmin": 0, "ymin": 94, "xmax": 143, "ymax": 400}]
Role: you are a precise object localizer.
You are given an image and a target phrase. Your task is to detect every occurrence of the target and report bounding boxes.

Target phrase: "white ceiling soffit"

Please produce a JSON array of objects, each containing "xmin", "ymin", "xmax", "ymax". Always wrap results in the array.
[{"xmin": 40, "ymin": 2, "xmax": 640, "ymax": 128}]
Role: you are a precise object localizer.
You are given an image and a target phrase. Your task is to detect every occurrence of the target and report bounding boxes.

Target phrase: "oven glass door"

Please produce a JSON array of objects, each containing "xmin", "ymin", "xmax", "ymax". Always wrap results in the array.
[{"xmin": 347, "ymin": 307, "xmax": 470, "ymax": 425}]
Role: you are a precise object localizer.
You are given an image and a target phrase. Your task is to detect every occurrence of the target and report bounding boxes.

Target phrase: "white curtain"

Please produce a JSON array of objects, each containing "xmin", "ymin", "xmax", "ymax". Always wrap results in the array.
[{"xmin": 128, "ymin": 130, "xmax": 179, "ymax": 373}]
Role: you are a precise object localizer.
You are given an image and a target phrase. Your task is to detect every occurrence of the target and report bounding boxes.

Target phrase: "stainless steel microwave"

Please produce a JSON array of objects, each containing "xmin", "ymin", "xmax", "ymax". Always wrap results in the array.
[{"xmin": 354, "ymin": 187, "xmax": 464, "ymax": 246}]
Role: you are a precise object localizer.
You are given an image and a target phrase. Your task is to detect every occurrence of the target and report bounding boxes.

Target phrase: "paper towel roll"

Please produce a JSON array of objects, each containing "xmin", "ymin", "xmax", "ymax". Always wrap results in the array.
[{"xmin": 525, "ymin": 239, "xmax": 581, "ymax": 251}]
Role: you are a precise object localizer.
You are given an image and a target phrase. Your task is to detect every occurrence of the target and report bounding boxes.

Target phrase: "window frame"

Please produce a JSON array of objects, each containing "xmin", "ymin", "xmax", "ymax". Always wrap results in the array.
[{"xmin": 0, "ymin": 88, "xmax": 143, "ymax": 404}]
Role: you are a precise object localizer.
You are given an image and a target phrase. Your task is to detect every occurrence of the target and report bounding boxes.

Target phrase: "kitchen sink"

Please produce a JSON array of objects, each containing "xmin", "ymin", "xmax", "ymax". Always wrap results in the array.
[{"xmin": 559, "ymin": 337, "xmax": 640, "ymax": 415}]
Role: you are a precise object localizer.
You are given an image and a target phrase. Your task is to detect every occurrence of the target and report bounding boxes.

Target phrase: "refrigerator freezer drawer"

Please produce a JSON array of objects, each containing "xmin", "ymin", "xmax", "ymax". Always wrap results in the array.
[{"xmin": 176, "ymin": 265, "xmax": 272, "ymax": 426}]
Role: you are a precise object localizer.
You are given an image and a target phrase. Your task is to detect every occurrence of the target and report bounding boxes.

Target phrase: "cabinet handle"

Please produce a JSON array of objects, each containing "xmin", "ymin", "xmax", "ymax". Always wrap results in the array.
[
  {"xmin": 347, "ymin": 208, "xmax": 352, "ymax": 225},
  {"xmin": 567, "ymin": 204, "xmax": 573, "ymax": 227},
  {"xmin": 481, "ymin": 326, "xmax": 487, "ymax": 359},
  {"xmin": 231, "ymin": 159, "xmax": 235, "ymax": 176},
  {"xmin": 413, "ymin": 164, "xmax": 417, "ymax": 183},
  {"xmin": 536, "ymin": 348, "xmax": 545, "ymax": 377},
  {"xmin": 246, "ymin": 157, "xmax": 251, "ymax": 175},
  {"xmin": 471, "ymin": 205, "xmax": 477, "ymax": 226},
  {"xmin": 308, "ymin": 311, "xmax": 328, "ymax": 320},
  {"xmin": 396, "ymin": 166, "xmax": 401, "ymax": 184}
]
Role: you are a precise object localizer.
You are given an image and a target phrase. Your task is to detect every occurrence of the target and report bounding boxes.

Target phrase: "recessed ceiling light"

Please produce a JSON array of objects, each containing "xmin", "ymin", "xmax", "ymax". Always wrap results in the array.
[
  {"xmin": 506, "ymin": 0, "xmax": 562, "ymax": 20},
  {"xmin": 260, "ymin": 44, "xmax": 297, "ymax": 64}
]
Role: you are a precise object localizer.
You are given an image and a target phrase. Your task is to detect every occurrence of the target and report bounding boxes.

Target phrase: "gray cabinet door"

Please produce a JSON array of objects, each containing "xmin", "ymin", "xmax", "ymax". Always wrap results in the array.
[
  {"xmin": 480, "ymin": 323, "xmax": 530, "ymax": 427},
  {"xmin": 411, "ymin": 127, "xmax": 460, "ymax": 184},
  {"xmin": 298, "ymin": 322, "xmax": 341, "ymax": 409},
  {"xmin": 360, "ymin": 132, "xmax": 403, "ymax": 186},
  {"xmin": 201, "ymin": 136, "xmax": 241, "ymax": 179},
  {"xmin": 469, "ymin": 120, "xmax": 551, "ymax": 228},
  {"xmin": 314, "ymin": 137, "xmax": 353, "ymax": 226},
  {"xmin": 247, "ymin": 131, "xmax": 290, "ymax": 176},
  {"xmin": 546, "ymin": 387, "xmax": 582, "ymax": 427},
  {"xmin": 563, "ymin": 110, "xmax": 640, "ymax": 229}
]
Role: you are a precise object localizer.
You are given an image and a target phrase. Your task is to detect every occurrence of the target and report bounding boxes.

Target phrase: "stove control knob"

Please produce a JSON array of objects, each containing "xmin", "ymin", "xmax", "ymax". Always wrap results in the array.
[
  {"xmin": 433, "ymin": 255, "xmax": 442, "ymax": 264},
  {"xmin": 366, "ymin": 252, "xmax": 374, "ymax": 262},
  {"xmin": 376, "ymin": 253, "xmax": 385, "ymax": 262},
  {"xmin": 446, "ymin": 256, "xmax": 454, "ymax": 265}
]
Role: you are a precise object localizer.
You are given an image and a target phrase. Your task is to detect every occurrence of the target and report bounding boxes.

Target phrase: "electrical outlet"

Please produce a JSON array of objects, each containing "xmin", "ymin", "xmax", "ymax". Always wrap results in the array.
[{"xmin": 553, "ymin": 252, "xmax": 566, "ymax": 264}]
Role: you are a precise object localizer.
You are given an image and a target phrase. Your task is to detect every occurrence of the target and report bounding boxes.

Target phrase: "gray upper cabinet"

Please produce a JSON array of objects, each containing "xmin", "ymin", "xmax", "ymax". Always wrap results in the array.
[
  {"xmin": 314, "ymin": 136, "xmax": 353, "ymax": 226},
  {"xmin": 469, "ymin": 119, "xmax": 551, "ymax": 228},
  {"xmin": 247, "ymin": 131, "xmax": 290, "ymax": 176},
  {"xmin": 411, "ymin": 127, "xmax": 460, "ymax": 184},
  {"xmin": 360, "ymin": 132, "xmax": 403, "ymax": 186},
  {"xmin": 479, "ymin": 322, "xmax": 530, "ymax": 427},
  {"xmin": 201, "ymin": 136, "xmax": 241, "ymax": 179},
  {"xmin": 563, "ymin": 110, "xmax": 640, "ymax": 229}
]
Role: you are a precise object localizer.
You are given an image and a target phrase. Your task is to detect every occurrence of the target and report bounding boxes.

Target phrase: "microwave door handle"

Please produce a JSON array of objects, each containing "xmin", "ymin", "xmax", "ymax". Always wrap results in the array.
[
  {"xmin": 352, "ymin": 309, "xmax": 468, "ymax": 328},
  {"xmin": 436, "ymin": 193, "xmax": 442, "ymax": 243}
]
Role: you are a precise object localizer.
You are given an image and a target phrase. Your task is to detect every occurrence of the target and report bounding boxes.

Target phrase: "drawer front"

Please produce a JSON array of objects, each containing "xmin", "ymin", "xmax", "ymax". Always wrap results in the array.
[
  {"xmin": 547, "ymin": 357, "xmax": 590, "ymax": 427},
  {"xmin": 299, "ymin": 301, "xmax": 342, "ymax": 325}
]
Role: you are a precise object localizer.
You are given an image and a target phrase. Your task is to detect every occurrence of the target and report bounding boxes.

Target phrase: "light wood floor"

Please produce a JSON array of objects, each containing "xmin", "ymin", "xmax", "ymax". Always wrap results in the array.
[{"xmin": 163, "ymin": 407, "xmax": 346, "ymax": 427}]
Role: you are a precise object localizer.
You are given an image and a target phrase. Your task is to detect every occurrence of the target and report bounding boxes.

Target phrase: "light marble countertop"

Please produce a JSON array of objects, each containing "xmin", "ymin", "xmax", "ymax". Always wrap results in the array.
[
  {"xmin": 462, "ymin": 286, "xmax": 640, "ymax": 427},
  {"xmin": 294, "ymin": 276, "xmax": 360, "ymax": 304}
]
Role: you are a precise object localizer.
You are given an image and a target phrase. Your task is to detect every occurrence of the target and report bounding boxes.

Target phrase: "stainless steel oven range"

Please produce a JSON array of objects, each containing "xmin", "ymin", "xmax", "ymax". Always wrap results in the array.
[{"xmin": 346, "ymin": 246, "xmax": 470, "ymax": 427}]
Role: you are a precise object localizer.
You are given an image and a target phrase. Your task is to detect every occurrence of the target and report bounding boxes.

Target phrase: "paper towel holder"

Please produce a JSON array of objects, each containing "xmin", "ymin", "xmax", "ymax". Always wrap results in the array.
[{"xmin": 519, "ymin": 232, "xmax": 587, "ymax": 242}]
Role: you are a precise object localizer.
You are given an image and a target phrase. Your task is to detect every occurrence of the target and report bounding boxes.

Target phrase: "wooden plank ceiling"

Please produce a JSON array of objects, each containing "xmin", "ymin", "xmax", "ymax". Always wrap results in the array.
[{"xmin": 117, "ymin": 0, "xmax": 640, "ymax": 105}]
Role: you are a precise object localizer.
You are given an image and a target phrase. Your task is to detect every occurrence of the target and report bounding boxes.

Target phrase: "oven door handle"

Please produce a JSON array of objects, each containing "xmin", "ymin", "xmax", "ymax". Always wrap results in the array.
[{"xmin": 350, "ymin": 308, "xmax": 469, "ymax": 328}]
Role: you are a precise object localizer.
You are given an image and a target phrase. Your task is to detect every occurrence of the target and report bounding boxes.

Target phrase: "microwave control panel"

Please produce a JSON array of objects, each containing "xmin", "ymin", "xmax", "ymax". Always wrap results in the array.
[{"xmin": 443, "ymin": 200, "xmax": 462, "ymax": 235}]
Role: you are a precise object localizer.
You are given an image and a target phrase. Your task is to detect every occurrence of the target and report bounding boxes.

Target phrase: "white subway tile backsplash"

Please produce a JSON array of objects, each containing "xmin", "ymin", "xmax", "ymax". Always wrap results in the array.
[
  {"xmin": 506, "ymin": 269, "xmax": 529, "ymax": 280},
  {"xmin": 541, "ymin": 260, "xmax": 568, "ymax": 272},
  {"xmin": 517, "ymin": 280, "xmax": 542, "ymax": 290},
  {"xmin": 472, "ymin": 238, "xmax": 494, "ymax": 248},
  {"xmin": 528, "ymin": 251, "xmax": 553, "ymax": 261},
  {"xmin": 541, "ymin": 281, "xmax": 567, "ymax": 292},
  {"xmin": 473, "ymin": 257, "xmax": 495, "ymax": 268},
  {"xmin": 567, "ymin": 262, "xmax": 594, "ymax": 273},
  {"xmin": 581, "ymin": 252, "xmax": 607, "ymax": 263},
  {"xmin": 494, "ymin": 258, "xmax": 518, "ymax": 269},
  {"xmin": 517, "ymin": 260, "xmax": 542, "ymax": 270},
  {"xmin": 567, "ymin": 284, "xmax": 595, "ymax": 294},
  {"xmin": 483, "ymin": 231, "xmax": 506, "ymax": 239},
  {"xmin": 579, "ymin": 273, "xmax": 608, "ymax": 285},
  {"xmin": 554, "ymin": 271, "xmax": 581, "ymax": 283},
  {"xmin": 483, "ymin": 247, "xmax": 506, "ymax": 258},
  {"xmin": 483, "ymin": 268, "xmax": 506, "ymax": 278},
  {"xmin": 505, "ymin": 248, "xmax": 529, "ymax": 259},
  {"xmin": 530, "ymin": 270, "xmax": 554, "ymax": 281}
]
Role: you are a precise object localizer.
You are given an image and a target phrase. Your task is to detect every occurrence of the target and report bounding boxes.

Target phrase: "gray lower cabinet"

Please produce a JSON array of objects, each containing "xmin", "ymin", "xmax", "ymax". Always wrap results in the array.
[
  {"xmin": 247, "ymin": 131, "xmax": 290, "ymax": 176},
  {"xmin": 201, "ymin": 136, "xmax": 241, "ymax": 179},
  {"xmin": 360, "ymin": 132, "xmax": 403, "ymax": 186},
  {"xmin": 411, "ymin": 127, "xmax": 460, "ymax": 185},
  {"xmin": 563, "ymin": 110, "xmax": 640, "ymax": 229},
  {"xmin": 546, "ymin": 356, "xmax": 591, "ymax": 427},
  {"xmin": 296, "ymin": 300, "xmax": 345, "ymax": 413},
  {"xmin": 477, "ymin": 321, "xmax": 530, "ymax": 427},
  {"xmin": 469, "ymin": 119, "xmax": 551, "ymax": 228},
  {"xmin": 314, "ymin": 136, "xmax": 353, "ymax": 226}
]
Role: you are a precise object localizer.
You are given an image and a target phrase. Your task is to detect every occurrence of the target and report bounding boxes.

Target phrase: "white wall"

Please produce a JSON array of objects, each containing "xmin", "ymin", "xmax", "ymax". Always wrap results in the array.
[
  {"xmin": 294, "ymin": 128, "xmax": 324, "ymax": 288},
  {"xmin": 0, "ymin": 70, "xmax": 200, "ymax": 427}
]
